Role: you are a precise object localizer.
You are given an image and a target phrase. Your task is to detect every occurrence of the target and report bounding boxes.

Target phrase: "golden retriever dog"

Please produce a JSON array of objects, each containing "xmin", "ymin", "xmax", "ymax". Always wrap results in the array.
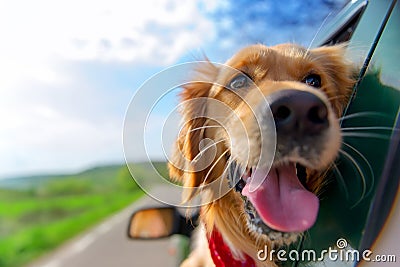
[{"xmin": 168, "ymin": 43, "xmax": 355, "ymax": 266}]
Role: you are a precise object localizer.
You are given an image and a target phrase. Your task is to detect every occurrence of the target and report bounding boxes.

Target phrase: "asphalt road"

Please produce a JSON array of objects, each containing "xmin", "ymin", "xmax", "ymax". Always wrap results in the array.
[{"xmin": 26, "ymin": 187, "xmax": 188, "ymax": 267}]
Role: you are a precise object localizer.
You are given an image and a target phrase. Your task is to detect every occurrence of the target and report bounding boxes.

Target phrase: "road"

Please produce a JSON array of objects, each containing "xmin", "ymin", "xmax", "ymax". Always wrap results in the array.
[{"xmin": 26, "ymin": 187, "xmax": 188, "ymax": 267}]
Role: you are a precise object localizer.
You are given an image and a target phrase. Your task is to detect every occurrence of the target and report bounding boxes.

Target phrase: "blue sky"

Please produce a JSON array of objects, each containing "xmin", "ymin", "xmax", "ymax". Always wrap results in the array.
[{"xmin": 0, "ymin": 0, "xmax": 347, "ymax": 178}]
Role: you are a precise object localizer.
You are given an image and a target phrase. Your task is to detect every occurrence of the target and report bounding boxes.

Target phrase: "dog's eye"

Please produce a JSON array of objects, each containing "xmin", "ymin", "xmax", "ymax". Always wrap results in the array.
[
  {"xmin": 303, "ymin": 74, "xmax": 321, "ymax": 88},
  {"xmin": 228, "ymin": 74, "xmax": 250, "ymax": 90}
]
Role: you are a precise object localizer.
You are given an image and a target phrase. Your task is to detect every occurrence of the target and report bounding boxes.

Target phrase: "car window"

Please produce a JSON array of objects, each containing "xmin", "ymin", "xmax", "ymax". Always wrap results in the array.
[
  {"xmin": 295, "ymin": 1, "xmax": 400, "ymax": 266},
  {"xmin": 319, "ymin": 0, "xmax": 368, "ymax": 45},
  {"xmin": 354, "ymin": 0, "xmax": 400, "ymax": 254}
]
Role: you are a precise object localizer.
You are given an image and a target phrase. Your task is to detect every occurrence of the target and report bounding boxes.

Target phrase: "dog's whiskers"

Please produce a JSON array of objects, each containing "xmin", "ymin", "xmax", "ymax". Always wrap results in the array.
[
  {"xmin": 341, "ymin": 132, "xmax": 390, "ymax": 140},
  {"xmin": 341, "ymin": 126, "xmax": 396, "ymax": 132},
  {"xmin": 342, "ymin": 142, "xmax": 374, "ymax": 198},
  {"xmin": 176, "ymin": 125, "xmax": 222, "ymax": 142},
  {"xmin": 192, "ymin": 139, "xmax": 226, "ymax": 163},
  {"xmin": 338, "ymin": 111, "xmax": 389, "ymax": 122},
  {"xmin": 305, "ymin": 11, "xmax": 333, "ymax": 56},
  {"xmin": 339, "ymin": 148, "xmax": 368, "ymax": 208},
  {"xmin": 341, "ymin": 124, "xmax": 394, "ymax": 139},
  {"xmin": 201, "ymin": 148, "xmax": 230, "ymax": 189},
  {"xmin": 332, "ymin": 163, "xmax": 349, "ymax": 200}
]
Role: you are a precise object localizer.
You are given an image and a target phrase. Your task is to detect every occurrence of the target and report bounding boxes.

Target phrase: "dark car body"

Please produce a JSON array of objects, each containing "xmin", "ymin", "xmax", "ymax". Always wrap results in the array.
[{"xmin": 302, "ymin": 0, "xmax": 400, "ymax": 265}]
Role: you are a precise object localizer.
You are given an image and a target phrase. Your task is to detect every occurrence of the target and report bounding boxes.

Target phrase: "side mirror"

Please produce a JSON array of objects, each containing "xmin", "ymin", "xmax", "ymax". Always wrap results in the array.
[{"xmin": 127, "ymin": 206, "xmax": 198, "ymax": 239}]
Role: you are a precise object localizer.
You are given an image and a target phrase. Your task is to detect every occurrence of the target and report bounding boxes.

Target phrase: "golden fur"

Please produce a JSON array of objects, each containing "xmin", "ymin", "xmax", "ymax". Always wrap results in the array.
[{"xmin": 169, "ymin": 43, "xmax": 355, "ymax": 266}]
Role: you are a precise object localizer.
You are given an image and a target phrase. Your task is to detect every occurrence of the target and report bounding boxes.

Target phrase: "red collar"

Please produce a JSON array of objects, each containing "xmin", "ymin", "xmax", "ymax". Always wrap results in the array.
[{"xmin": 208, "ymin": 229, "xmax": 256, "ymax": 267}]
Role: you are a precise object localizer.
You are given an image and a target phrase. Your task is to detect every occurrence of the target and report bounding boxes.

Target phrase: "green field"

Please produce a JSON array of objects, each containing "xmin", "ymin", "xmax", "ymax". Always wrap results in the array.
[{"xmin": 0, "ymin": 163, "xmax": 167, "ymax": 267}]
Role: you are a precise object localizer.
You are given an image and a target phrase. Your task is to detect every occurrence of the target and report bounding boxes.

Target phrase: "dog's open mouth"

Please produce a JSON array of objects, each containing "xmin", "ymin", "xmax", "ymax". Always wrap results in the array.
[{"xmin": 227, "ymin": 160, "xmax": 319, "ymax": 238}]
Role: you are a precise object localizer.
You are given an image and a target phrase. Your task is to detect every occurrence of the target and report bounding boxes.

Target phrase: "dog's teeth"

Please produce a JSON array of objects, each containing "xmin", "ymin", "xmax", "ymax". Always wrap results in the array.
[
  {"xmin": 269, "ymin": 232, "xmax": 282, "ymax": 241},
  {"xmin": 283, "ymin": 233, "xmax": 290, "ymax": 238}
]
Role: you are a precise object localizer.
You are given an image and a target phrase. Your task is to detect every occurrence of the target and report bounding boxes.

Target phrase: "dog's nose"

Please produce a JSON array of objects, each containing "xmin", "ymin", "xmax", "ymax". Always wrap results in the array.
[{"xmin": 269, "ymin": 89, "xmax": 329, "ymax": 135}]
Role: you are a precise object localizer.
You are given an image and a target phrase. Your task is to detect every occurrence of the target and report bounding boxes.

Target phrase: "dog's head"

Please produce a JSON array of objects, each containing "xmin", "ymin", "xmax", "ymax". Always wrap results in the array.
[{"xmin": 169, "ymin": 43, "xmax": 355, "ymax": 256}]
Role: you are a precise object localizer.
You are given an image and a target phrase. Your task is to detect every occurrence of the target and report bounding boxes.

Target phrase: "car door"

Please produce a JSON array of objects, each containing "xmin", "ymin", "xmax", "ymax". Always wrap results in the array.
[{"xmin": 296, "ymin": 0, "xmax": 399, "ymax": 266}]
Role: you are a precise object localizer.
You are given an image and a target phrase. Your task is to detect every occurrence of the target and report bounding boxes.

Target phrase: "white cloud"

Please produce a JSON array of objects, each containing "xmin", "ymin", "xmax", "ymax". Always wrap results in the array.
[
  {"xmin": 0, "ymin": 0, "xmax": 221, "ymax": 177},
  {"xmin": 0, "ymin": 0, "xmax": 217, "ymax": 85}
]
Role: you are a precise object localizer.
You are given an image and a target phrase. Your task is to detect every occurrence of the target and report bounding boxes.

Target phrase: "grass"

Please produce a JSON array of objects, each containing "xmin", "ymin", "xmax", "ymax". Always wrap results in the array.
[{"xmin": 0, "ymin": 163, "xmax": 167, "ymax": 267}]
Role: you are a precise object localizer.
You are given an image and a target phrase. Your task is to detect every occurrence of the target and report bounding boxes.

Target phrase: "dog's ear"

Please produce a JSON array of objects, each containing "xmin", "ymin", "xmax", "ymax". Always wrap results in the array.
[
  {"xmin": 168, "ymin": 62, "xmax": 219, "ymax": 201},
  {"xmin": 311, "ymin": 45, "xmax": 356, "ymax": 114}
]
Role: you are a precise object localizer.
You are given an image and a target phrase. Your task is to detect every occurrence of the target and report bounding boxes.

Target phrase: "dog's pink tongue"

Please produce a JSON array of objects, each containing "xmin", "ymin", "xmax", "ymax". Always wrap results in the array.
[{"xmin": 242, "ymin": 164, "xmax": 319, "ymax": 232}]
